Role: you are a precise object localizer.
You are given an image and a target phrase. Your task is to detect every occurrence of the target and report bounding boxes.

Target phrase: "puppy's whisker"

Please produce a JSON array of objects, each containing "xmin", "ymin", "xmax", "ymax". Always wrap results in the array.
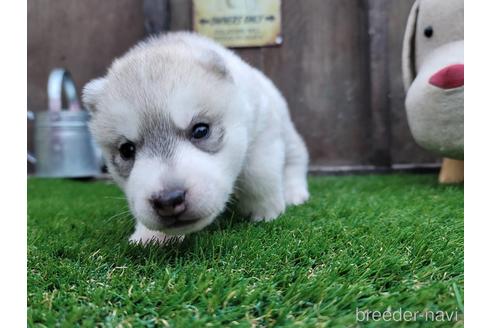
[
  {"xmin": 105, "ymin": 209, "xmax": 132, "ymax": 222},
  {"xmin": 104, "ymin": 196, "xmax": 128, "ymax": 201}
]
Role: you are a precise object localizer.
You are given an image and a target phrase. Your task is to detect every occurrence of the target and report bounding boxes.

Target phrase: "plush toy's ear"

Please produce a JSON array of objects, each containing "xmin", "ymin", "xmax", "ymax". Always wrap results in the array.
[
  {"xmin": 402, "ymin": 0, "xmax": 420, "ymax": 91},
  {"xmin": 82, "ymin": 77, "xmax": 107, "ymax": 113}
]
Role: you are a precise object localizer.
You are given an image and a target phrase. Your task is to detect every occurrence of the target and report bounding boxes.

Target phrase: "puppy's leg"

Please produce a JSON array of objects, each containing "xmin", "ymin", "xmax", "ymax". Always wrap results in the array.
[
  {"xmin": 283, "ymin": 122, "xmax": 309, "ymax": 206},
  {"xmin": 236, "ymin": 139, "xmax": 286, "ymax": 222},
  {"xmin": 129, "ymin": 222, "xmax": 183, "ymax": 245}
]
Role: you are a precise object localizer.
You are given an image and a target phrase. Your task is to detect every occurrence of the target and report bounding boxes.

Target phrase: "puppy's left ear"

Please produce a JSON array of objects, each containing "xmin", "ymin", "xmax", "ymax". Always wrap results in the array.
[
  {"xmin": 82, "ymin": 77, "xmax": 107, "ymax": 113},
  {"xmin": 198, "ymin": 50, "xmax": 232, "ymax": 81}
]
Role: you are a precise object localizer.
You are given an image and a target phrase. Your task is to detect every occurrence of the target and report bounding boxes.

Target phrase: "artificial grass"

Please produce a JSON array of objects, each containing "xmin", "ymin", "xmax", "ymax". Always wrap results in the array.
[{"xmin": 27, "ymin": 174, "xmax": 463, "ymax": 327}]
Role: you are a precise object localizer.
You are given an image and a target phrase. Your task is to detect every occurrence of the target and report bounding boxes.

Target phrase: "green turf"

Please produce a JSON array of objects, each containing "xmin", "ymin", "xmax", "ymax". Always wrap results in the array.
[{"xmin": 27, "ymin": 174, "xmax": 463, "ymax": 327}]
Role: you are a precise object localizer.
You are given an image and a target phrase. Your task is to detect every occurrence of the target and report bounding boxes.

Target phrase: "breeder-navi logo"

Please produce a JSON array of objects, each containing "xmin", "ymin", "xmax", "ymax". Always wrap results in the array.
[{"xmin": 356, "ymin": 308, "xmax": 461, "ymax": 323}]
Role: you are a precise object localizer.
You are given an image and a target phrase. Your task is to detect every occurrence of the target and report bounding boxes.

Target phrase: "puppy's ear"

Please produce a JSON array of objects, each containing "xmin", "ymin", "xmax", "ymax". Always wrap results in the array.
[
  {"xmin": 198, "ymin": 50, "xmax": 232, "ymax": 81},
  {"xmin": 82, "ymin": 77, "xmax": 107, "ymax": 113},
  {"xmin": 402, "ymin": 0, "xmax": 420, "ymax": 91}
]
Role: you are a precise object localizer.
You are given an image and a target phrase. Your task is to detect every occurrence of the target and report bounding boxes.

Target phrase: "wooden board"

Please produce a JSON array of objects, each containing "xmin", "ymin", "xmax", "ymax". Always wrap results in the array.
[
  {"xmin": 168, "ymin": 0, "xmax": 438, "ymax": 169},
  {"xmin": 28, "ymin": 0, "xmax": 439, "ymax": 173},
  {"xmin": 27, "ymin": 0, "xmax": 147, "ymax": 172},
  {"xmin": 261, "ymin": 0, "xmax": 373, "ymax": 167},
  {"xmin": 192, "ymin": 0, "xmax": 282, "ymax": 48}
]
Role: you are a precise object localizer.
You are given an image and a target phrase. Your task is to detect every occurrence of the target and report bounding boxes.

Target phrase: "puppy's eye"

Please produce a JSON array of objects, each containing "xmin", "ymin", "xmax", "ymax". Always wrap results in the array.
[
  {"xmin": 424, "ymin": 26, "xmax": 433, "ymax": 38},
  {"xmin": 119, "ymin": 142, "xmax": 136, "ymax": 160},
  {"xmin": 191, "ymin": 123, "xmax": 210, "ymax": 140}
]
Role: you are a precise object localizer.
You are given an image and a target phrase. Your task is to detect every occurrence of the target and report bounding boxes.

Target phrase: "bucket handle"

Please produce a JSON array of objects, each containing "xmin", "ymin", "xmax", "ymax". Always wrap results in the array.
[
  {"xmin": 27, "ymin": 111, "xmax": 36, "ymax": 164},
  {"xmin": 47, "ymin": 68, "xmax": 81, "ymax": 112}
]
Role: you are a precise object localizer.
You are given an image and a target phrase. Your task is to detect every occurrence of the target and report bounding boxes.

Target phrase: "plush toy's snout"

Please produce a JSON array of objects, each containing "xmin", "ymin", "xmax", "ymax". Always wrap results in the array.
[{"xmin": 429, "ymin": 64, "xmax": 464, "ymax": 89}]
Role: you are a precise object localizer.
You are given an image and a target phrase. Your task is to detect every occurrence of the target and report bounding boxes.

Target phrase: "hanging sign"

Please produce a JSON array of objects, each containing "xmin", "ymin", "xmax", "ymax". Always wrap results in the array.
[{"xmin": 193, "ymin": 0, "xmax": 282, "ymax": 48}]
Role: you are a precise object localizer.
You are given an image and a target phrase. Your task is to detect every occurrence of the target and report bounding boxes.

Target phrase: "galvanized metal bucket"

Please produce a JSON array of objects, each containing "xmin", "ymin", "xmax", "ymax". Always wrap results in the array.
[{"xmin": 28, "ymin": 68, "xmax": 102, "ymax": 178}]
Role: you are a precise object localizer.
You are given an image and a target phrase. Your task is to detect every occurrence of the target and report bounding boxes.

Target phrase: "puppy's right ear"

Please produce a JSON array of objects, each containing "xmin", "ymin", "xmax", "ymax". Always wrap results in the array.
[{"xmin": 82, "ymin": 77, "xmax": 107, "ymax": 113}]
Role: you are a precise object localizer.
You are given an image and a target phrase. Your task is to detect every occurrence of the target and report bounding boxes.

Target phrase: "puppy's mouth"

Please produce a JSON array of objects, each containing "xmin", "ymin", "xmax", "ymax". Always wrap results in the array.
[
  {"xmin": 159, "ymin": 215, "xmax": 200, "ymax": 229},
  {"xmin": 160, "ymin": 216, "xmax": 201, "ymax": 229}
]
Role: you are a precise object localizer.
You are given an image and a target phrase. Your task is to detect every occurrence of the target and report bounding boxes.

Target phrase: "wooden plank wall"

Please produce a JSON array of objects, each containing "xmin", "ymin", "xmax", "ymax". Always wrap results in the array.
[
  {"xmin": 27, "ymin": 0, "xmax": 439, "ymax": 173},
  {"xmin": 27, "ymin": 0, "xmax": 147, "ymax": 172},
  {"xmin": 169, "ymin": 0, "xmax": 438, "ymax": 170}
]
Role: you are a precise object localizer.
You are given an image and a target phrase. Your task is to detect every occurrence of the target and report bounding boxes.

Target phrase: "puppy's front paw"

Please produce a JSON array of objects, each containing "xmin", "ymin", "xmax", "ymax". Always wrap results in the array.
[
  {"xmin": 284, "ymin": 185, "xmax": 309, "ymax": 206},
  {"xmin": 249, "ymin": 201, "xmax": 286, "ymax": 222},
  {"xmin": 129, "ymin": 223, "xmax": 184, "ymax": 246}
]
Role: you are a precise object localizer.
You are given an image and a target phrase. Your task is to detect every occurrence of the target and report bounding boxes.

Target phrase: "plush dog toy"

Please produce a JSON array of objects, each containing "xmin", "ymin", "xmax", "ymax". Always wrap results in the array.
[{"xmin": 402, "ymin": 0, "xmax": 464, "ymax": 183}]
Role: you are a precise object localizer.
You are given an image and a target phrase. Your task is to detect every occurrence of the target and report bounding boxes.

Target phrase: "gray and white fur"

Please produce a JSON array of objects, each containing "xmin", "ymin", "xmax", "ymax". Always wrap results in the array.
[{"xmin": 82, "ymin": 32, "xmax": 309, "ymax": 244}]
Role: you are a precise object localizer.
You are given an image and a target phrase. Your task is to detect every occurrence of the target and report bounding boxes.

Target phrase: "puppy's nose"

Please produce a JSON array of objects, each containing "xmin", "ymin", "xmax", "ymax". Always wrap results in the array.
[
  {"xmin": 429, "ymin": 64, "xmax": 464, "ymax": 89},
  {"xmin": 150, "ymin": 189, "xmax": 186, "ymax": 217}
]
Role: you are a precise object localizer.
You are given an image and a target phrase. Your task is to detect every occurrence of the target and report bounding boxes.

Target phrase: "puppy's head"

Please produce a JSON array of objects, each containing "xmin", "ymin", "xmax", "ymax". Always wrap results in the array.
[{"xmin": 83, "ymin": 37, "xmax": 250, "ymax": 234}]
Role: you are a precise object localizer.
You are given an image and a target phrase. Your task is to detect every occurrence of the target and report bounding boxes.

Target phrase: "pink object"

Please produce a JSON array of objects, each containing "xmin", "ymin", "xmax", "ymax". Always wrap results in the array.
[{"xmin": 429, "ymin": 64, "xmax": 464, "ymax": 89}]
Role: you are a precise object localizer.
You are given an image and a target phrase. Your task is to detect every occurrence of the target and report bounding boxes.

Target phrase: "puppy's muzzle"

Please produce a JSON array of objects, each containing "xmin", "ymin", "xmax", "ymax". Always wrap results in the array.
[{"xmin": 150, "ymin": 189, "xmax": 187, "ymax": 220}]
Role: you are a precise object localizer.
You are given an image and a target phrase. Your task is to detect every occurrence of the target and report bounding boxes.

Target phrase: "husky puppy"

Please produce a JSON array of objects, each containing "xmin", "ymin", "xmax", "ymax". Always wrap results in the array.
[{"xmin": 82, "ymin": 32, "xmax": 309, "ymax": 244}]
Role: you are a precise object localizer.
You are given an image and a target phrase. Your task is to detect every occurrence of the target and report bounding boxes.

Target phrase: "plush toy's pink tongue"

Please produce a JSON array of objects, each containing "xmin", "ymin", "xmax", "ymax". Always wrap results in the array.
[{"xmin": 429, "ymin": 64, "xmax": 464, "ymax": 89}]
